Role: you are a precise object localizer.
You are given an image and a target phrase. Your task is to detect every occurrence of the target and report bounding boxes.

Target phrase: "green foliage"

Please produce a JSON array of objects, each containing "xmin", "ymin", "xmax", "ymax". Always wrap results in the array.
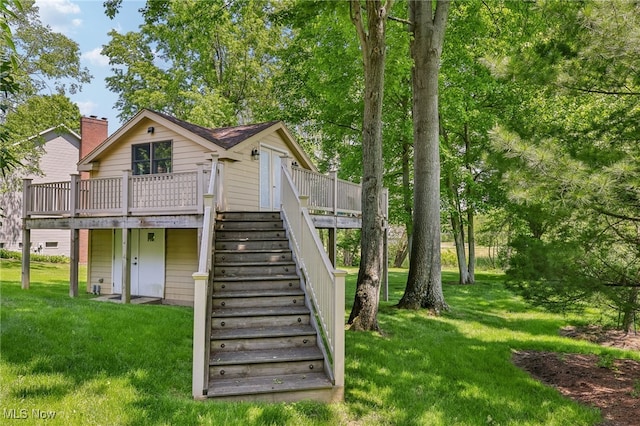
[
  {"xmin": 0, "ymin": 249, "xmax": 69, "ymax": 263},
  {"xmin": 102, "ymin": 0, "xmax": 284, "ymax": 126}
]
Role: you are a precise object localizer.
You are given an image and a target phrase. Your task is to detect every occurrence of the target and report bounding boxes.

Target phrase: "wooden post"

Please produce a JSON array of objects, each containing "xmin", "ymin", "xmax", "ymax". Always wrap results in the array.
[
  {"xmin": 192, "ymin": 271, "xmax": 209, "ymax": 399},
  {"xmin": 69, "ymin": 228, "xmax": 79, "ymax": 297},
  {"xmin": 328, "ymin": 227, "xmax": 337, "ymax": 268},
  {"xmin": 122, "ymin": 228, "xmax": 131, "ymax": 304},
  {"xmin": 69, "ymin": 174, "xmax": 79, "ymax": 217},
  {"xmin": 122, "ymin": 170, "xmax": 131, "ymax": 216},
  {"xmin": 331, "ymin": 169, "xmax": 338, "ymax": 215},
  {"xmin": 21, "ymin": 228, "xmax": 30, "ymax": 290},
  {"xmin": 196, "ymin": 162, "xmax": 205, "ymax": 214},
  {"xmin": 21, "ymin": 179, "xmax": 32, "ymax": 290}
]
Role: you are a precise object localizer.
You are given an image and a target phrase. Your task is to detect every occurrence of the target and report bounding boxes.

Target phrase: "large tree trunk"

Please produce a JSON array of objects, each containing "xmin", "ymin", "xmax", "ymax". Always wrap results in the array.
[
  {"xmin": 398, "ymin": 0, "xmax": 450, "ymax": 313},
  {"xmin": 348, "ymin": 0, "xmax": 393, "ymax": 331}
]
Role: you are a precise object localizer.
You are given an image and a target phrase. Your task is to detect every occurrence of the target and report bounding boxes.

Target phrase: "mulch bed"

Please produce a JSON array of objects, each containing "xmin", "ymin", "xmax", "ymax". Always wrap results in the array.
[{"xmin": 512, "ymin": 327, "xmax": 640, "ymax": 426}]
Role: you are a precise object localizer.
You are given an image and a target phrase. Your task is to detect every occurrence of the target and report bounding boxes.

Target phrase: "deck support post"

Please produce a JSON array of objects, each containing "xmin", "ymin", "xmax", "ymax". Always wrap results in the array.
[
  {"xmin": 69, "ymin": 228, "xmax": 80, "ymax": 297},
  {"xmin": 192, "ymin": 272, "xmax": 209, "ymax": 399},
  {"xmin": 21, "ymin": 228, "xmax": 31, "ymax": 290},
  {"xmin": 122, "ymin": 227, "xmax": 131, "ymax": 304},
  {"xmin": 21, "ymin": 179, "xmax": 32, "ymax": 290},
  {"xmin": 333, "ymin": 269, "xmax": 347, "ymax": 388},
  {"xmin": 328, "ymin": 227, "xmax": 337, "ymax": 267}
]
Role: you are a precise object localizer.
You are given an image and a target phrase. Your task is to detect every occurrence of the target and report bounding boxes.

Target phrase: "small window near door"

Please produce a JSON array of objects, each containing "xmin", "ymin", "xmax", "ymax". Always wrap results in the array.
[
  {"xmin": 132, "ymin": 141, "xmax": 172, "ymax": 175},
  {"xmin": 45, "ymin": 242, "xmax": 58, "ymax": 248}
]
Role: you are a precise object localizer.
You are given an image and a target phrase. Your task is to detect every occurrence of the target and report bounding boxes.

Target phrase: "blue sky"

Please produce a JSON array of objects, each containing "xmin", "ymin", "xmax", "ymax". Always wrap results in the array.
[{"xmin": 34, "ymin": 0, "xmax": 145, "ymax": 134}]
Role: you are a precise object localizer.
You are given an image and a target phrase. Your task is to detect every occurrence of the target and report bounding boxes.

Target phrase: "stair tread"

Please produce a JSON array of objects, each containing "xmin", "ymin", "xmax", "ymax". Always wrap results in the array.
[
  {"xmin": 213, "ymin": 275, "xmax": 300, "ymax": 282},
  {"xmin": 210, "ymin": 347, "xmax": 323, "ymax": 365},
  {"xmin": 208, "ymin": 372, "xmax": 331, "ymax": 397},
  {"xmin": 213, "ymin": 289, "xmax": 304, "ymax": 298},
  {"xmin": 216, "ymin": 249, "xmax": 291, "ymax": 253},
  {"xmin": 212, "ymin": 324, "xmax": 316, "ymax": 340},
  {"xmin": 212, "ymin": 306, "xmax": 310, "ymax": 317},
  {"xmin": 215, "ymin": 261, "xmax": 295, "ymax": 267}
]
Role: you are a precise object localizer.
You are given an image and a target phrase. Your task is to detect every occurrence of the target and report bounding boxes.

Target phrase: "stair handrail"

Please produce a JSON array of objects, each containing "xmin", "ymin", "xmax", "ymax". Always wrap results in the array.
[
  {"xmin": 192, "ymin": 155, "xmax": 219, "ymax": 399},
  {"xmin": 280, "ymin": 160, "xmax": 345, "ymax": 388}
]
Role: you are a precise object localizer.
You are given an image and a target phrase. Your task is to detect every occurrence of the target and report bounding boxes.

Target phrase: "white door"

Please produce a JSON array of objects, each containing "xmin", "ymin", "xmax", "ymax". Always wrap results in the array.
[
  {"xmin": 112, "ymin": 229, "xmax": 165, "ymax": 298},
  {"xmin": 260, "ymin": 146, "xmax": 283, "ymax": 211}
]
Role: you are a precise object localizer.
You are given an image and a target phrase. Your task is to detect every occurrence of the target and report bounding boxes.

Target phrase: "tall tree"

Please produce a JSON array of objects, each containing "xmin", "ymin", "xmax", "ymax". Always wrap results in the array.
[
  {"xmin": 102, "ymin": 0, "xmax": 283, "ymax": 126},
  {"xmin": 347, "ymin": 0, "xmax": 393, "ymax": 331},
  {"xmin": 398, "ymin": 0, "xmax": 450, "ymax": 312},
  {"xmin": 493, "ymin": 0, "xmax": 640, "ymax": 331}
]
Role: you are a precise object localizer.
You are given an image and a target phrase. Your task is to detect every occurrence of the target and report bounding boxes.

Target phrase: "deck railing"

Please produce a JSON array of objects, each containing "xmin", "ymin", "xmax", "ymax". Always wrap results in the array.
[
  {"xmin": 25, "ymin": 168, "xmax": 209, "ymax": 217},
  {"xmin": 291, "ymin": 167, "xmax": 361, "ymax": 216},
  {"xmin": 281, "ymin": 162, "xmax": 345, "ymax": 388},
  {"xmin": 192, "ymin": 156, "xmax": 219, "ymax": 399}
]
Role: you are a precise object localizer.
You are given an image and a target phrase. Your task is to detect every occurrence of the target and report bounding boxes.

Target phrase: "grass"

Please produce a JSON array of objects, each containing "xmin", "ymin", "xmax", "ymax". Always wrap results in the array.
[{"xmin": 1, "ymin": 260, "xmax": 638, "ymax": 425}]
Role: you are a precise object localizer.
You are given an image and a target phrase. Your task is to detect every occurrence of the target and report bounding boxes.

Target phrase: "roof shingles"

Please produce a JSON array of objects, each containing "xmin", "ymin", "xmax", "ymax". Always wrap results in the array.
[{"xmin": 152, "ymin": 110, "xmax": 280, "ymax": 149}]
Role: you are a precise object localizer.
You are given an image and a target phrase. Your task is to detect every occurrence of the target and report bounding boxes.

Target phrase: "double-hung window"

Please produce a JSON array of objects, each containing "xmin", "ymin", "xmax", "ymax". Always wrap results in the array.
[{"xmin": 132, "ymin": 141, "xmax": 172, "ymax": 175}]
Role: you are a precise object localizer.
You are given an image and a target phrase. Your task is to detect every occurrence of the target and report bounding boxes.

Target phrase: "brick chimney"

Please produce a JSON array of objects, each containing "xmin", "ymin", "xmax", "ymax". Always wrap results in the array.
[
  {"xmin": 78, "ymin": 116, "xmax": 108, "ymax": 265},
  {"xmin": 79, "ymin": 115, "xmax": 108, "ymax": 163}
]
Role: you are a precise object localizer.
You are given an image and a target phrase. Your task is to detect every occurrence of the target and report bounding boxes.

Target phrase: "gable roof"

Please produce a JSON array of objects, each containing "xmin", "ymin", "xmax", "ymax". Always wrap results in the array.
[
  {"xmin": 79, "ymin": 109, "xmax": 315, "ymax": 170},
  {"xmin": 152, "ymin": 110, "xmax": 279, "ymax": 150},
  {"xmin": 24, "ymin": 124, "xmax": 81, "ymax": 147}
]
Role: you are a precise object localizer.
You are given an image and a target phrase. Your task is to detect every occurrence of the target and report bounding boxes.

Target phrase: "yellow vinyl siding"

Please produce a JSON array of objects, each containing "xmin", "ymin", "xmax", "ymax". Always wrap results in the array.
[
  {"xmin": 93, "ymin": 119, "xmax": 214, "ymax": 178},
  {"xmin": 222, "ymin": 133, "xmax": 294, "ymax": 211},
  {"xmin": 164, "ymin": 228, "xmax": 198, "ymax": 305},
  {"xmin": 88, "ymin": 229, "xmax": 113, "ymax": 294}
]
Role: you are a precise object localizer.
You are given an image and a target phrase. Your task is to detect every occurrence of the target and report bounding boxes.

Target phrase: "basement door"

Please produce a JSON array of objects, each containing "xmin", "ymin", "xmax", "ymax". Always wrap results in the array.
[
  {"xmin": 112, "ymin": 229, "xmax": 166, "ymax": 298},
  {"xmin": 259, "ymin": 146, "xmax": 284, "ymax": 211}
]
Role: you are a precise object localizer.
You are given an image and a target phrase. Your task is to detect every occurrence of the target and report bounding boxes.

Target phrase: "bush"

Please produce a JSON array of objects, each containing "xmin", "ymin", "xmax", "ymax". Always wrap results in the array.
[{"xmin": 0, "ymin": 249, "xmax": 69, "ymax": 264}]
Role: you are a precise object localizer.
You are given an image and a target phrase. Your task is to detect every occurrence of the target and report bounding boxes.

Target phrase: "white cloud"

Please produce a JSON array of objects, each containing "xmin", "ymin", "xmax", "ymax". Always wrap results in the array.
[
  {"xmin": 82, "ymin": 47, "xmax": 109, "ymax": 67},
  {"xmin": 35, "ymin": 0, "xmax": 82, "ymax": 35},
  {"xmin": 76, "ymin": 100, "xmax": 97, "ymax": 116}
]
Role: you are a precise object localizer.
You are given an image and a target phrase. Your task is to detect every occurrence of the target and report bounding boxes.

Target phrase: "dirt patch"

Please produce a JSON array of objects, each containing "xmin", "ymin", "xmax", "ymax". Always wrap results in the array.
[{"xmin": 513, "ymin": 327, "xmax": 640, "ymax": 426}]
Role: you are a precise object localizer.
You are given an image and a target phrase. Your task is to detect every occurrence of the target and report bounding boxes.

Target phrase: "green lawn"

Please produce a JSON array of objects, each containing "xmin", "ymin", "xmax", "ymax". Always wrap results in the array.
[{"xmin": 1, "ymin": 260, "xmax": 637, "ymax": 425}]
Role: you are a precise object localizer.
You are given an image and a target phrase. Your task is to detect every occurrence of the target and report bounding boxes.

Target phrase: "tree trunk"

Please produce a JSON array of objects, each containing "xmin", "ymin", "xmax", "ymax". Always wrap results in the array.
[
  {"xmin": 620, "ymin": 287, "xmax": 639, "ymax": 333},
  {"xmin": 348, "ymin": 0, "xmax": 393, "ymax": 331},
  {"xmin": 466, "ymin": 207, "xmax": 476, "ymax": 283},
  {"xmin": 445, "ymin": 164, "xmax": 469, "ymax": 284},
  {"xmin": 398, "ymin": 0, "xmax": 450, "ymax": 313},
  {"xmin": 393, "ymin": 231, "xmax": 409, "ymax": 267}
]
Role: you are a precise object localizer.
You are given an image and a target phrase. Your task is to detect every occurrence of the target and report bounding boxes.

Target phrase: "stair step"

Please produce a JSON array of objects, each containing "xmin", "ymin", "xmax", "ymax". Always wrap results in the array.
[
  {"xmin": 215, "ymin": 240, "xmax": 290, "ymax": 251},
  {"xmin": 212, "ymin": 325, "xmax": 316, "ymax": 340},
  {"xmin": 210, "ymin": 347, "xmax": 323, "ymax": 366},
  {"xmin": 211, "ymin": 333, "xmax": 317, "ymax": 352},
  {"xmin": 215, "ymin": 251, "xmax": 293, "ymax": 263},
  {"xmin": 213, "ymin": 289, "xmax": 304, "ymax": 299},
  {"xmin": 215, "ymin": 220, "xmax": 283, "ymax": 231},
  {"xmin": 212, "ymin": 306, "xmax": 309, "ymax": 318},
  {"xmin": 212, "ymin": 295, "xmax": 305, "ymax": 309},
  {"xmin": 214, "ymin": 264, "xmax": 297, "ymax": 278},
  {"xmin": 214, "ymin": 278, "xmax": 300, "ymax": 292},
  {"xmin": 217, "ymin": 212, "xmax": 282, "ymax": 221},
  {"xmin": 216, "ymin": 230, "xmax": 288, "ymax": 240},
  {"xmin": 212, "ymin": 314, "xmax": 310, "ymax": 329},
  {"xmin": 208, "ymin": 372, "xmax": 332, "ymax": 398}
]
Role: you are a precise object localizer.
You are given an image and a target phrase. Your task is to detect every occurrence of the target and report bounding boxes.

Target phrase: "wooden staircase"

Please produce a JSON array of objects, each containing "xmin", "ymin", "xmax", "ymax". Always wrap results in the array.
[{"xmin": 207, "ymin": 211, "xmax": 337, "ymax": 402}]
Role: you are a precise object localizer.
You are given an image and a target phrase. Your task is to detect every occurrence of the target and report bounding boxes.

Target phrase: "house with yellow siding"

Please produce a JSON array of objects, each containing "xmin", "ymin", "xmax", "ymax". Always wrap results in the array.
[{"xmin": 21, "ymin": 108, "xmax": 386, "ymax": 404}]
